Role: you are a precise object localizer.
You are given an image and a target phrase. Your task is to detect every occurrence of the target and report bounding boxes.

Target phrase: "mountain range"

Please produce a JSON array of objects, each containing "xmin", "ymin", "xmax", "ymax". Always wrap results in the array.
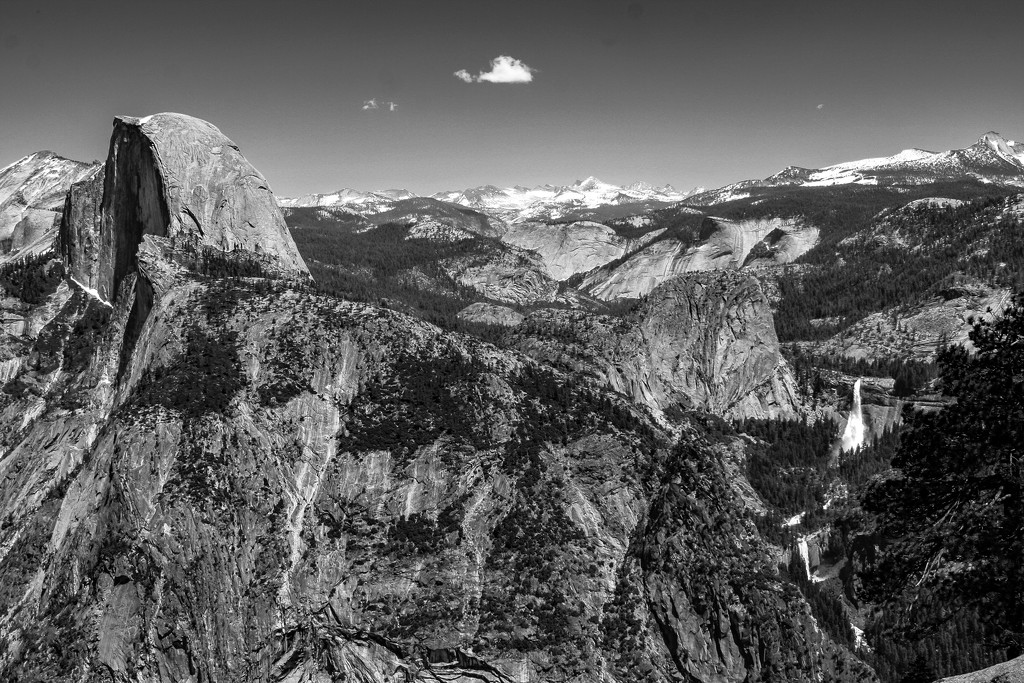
[
  {"xmin": 278, "ymin": 132, "xmax": 1024, "ymax": 221},
  {"xmin": 279, "ymin": 176, "xmax": 701, "ymax": 224},
  {"xmin": 1, "ymin": 118, "xmax": 1022, "ymax": 682},
  {"xmin": 687, "ymin": 131, "xmax": 1024, "ymax": 205}
]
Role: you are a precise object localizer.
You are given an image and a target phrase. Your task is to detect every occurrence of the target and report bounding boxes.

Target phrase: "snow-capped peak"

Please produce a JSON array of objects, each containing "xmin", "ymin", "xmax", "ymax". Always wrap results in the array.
[
  {"xmin": 276, "ymin": 188, "xmax": 414, "ymax": 212},
  {"xmin": 979, "ymin": 131, "xmax": 1024, "ymax": 166},
  {"xmin": 280, "ymin": 177, "xmax": 693, "ymax": 224},
  {"xmin": 1, "ymin": 150, "xmax": 97, "ymax": 211}
]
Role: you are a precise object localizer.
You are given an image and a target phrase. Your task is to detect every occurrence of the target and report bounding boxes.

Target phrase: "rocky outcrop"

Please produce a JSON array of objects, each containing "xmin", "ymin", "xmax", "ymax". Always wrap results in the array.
[
  {"xmin": 513, "ymin": 271, "xmax": 801, "ymax": 420},
  {"xmin": 59, "ymin": 113, "xmax": 307, "ymax": 301},
  {"xmin": 449, "ymin": 246, "xmax": 558, "ymax": 305},
  {"xmin": 815, "ymin": 283, "xmax": 1013, "ymax": 362},
  {"xmin": 580, "ymin": 217, "xmax": 817, "ymax": 300},
  {"xmin": 456, "ymin": 302, "xmax": 525, "ymax": 327}
]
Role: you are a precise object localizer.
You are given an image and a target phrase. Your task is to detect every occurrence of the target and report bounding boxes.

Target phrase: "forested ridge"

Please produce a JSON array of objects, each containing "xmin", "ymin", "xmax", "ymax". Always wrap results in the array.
[
  {"xmin": 284, "ymin": 207, "xmax": 492, "ymax": 330},
  {"xmin": 770, "ymin": 193, "xmax": 1023, "ymax": 341}
]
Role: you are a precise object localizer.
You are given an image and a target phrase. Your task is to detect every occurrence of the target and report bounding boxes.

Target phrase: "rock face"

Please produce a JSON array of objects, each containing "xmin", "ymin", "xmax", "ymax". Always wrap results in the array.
[
  {"xmin": 581, "ymin": 217, "xmax": 817, "ymax": 300},
  {"xmin": 450, "ymin": 246, "xmax": 559, "ymax": 305},
  {"xmin": 500, "ymin": 220, "xmax": 663, "ymax": 281},
  {"xmin": 0, "ymin": 151, "xmax": 97, "ymax": 261},
  {"xmin": 0, "ymin": 114, "xmax": 867, "ymax": 683},
  {"xmin": 513, "ymin": 271, "xmax": 801, "ymax": 420},
  {"xmin": 60, "ymin": 113, "xmax": 307, "ymax": 301}
]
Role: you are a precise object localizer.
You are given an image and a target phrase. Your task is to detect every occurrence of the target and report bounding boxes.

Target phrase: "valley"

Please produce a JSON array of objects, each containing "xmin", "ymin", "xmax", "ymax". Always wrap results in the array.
[{"xmin": 0, "ymin": 118, "xmax": 1021, "ymax": 682}]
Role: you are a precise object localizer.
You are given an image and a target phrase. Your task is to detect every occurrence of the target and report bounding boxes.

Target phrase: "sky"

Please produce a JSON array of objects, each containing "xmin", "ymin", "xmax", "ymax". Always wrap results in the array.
[{"xmin": 1, "ymin": 0, "xmax": 1022, "ymax": 196}]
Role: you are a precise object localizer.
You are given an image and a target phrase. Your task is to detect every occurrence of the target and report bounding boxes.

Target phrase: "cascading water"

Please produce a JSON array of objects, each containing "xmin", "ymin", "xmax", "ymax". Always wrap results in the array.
[
  {"xmin": 840, "ymin": 378, "xmax": 865, "ymax": 452},
  {"xmin": 798, "ymin": 536, "xmax": 812, "ymax": 580}
]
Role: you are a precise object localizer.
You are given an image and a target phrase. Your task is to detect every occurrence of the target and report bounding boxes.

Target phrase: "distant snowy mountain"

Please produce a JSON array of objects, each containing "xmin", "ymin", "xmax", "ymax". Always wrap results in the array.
[
  {"xmin": 276, "ymin": 187, "xmax": 415, "ymax": 214},
  {"xmin": 431, "ymin": 176, "xmax": 701, "ymax": 223},
  {"xmin": 278, "ymin": 177, "xmax": 701, "ymax": 223},
  {"xmin": 688, "ymin": 132, "xmax": 1024, "ymax": 205}
]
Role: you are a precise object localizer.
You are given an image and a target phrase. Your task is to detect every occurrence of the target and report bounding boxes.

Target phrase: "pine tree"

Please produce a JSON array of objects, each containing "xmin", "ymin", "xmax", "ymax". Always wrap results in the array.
[{"xmin": 861, "ymin": 292, "xmax": 1024, "ymax": 654}]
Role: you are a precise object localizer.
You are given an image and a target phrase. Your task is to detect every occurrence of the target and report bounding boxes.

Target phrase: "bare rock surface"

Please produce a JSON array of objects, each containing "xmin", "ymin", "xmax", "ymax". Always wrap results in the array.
[
  {"xmin": 513, "ymin": 271, "xmax": 801, "ymax": 421},
  {"xmin": 581, "ymin": 217, "xmax": 817, "ymax": 300},
  {"xmin": 937, "ymin": 655, "xmax": 1024, "ymax": 683},
  {"xmin": 500, "ymin": 220, "xmax": 663, "ymax": 281},
  {"xmin": 456, "ymin": 302, "xmax": 525, "ymax": 327},
  {"xmin": 0, "ymin": 151, "xmax": 97, "ymax": 262},
  {"xmin": 449, "ymin": 246, "xmax": 558, "ymax": 305}
]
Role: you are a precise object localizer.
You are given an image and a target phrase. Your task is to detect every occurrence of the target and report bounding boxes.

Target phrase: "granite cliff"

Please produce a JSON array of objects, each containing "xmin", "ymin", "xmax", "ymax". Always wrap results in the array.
[
  {"xmin": 511, "ymin": 272, "xmax": 801, "ymax": 421},
  {"xmin": 0, "ymin": 114, "xmax": 868, "ymax": 682},
  {"xmin": 0, "ymin": 151, "xmax": 97, "ymax": 262}
]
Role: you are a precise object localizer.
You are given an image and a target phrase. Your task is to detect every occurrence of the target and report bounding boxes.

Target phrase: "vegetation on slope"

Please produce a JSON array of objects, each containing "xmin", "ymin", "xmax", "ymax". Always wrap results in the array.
[
  {"xmin": 859, "ymin": 293, "xmax": 1024, "ymax": 655},
  {"xmin": 770, "ymin": 193, "xmax": 1023, "ymax": 341}
]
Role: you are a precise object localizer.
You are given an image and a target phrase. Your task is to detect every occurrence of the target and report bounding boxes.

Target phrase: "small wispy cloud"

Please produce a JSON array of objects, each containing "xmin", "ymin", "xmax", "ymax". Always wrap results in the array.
[
  {"xmin": 817, "ymin": 104, "xmax": 825, "ymax": 110},
  {"xmin": 454, "ymin": 55, "xmax": 536, "ymax": 84},
  {"xmin": 362, "ymin": 99, "xmax": 398, "ymax": 113}
]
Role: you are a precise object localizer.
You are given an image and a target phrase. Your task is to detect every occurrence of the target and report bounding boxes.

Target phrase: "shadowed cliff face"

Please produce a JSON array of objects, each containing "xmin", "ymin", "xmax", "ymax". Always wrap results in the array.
[
  {"xmin": 0, "ymin": 114, "xmax": 868, "ymax": 683},
  {"xmin": 106, "ymin": 121, "xmax": 170, "ymax": 300}
]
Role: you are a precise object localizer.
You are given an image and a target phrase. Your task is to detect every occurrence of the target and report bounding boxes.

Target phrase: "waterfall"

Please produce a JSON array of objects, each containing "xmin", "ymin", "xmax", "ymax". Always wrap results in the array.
[
  {"xmin": 797, "ymin": 536, "xmax": 811, "ymax": 580},
  {"xmin": 840, "ymin": 378, "xmax": 865, "ymax": 452}
]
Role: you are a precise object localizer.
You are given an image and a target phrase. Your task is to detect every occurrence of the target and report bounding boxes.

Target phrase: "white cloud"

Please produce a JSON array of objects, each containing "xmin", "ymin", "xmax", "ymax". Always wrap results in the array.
[
  {"xmin": 454, "ymin": 55, "xmax": 536, "ymax": 84},
  {"xmin": 817, "ymin": 104, "xmax": 825, "ymax": 110},
  {"xmin": 362, "ymin": 99, "xmax": 378, "ymax": 110},
  {"xmin": 388, "ymin": 102, "xmax": 398, "ymax": 112}
]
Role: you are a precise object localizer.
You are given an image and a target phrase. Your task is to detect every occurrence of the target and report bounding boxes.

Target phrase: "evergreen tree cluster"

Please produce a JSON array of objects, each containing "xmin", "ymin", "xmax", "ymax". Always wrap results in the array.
[
  {"xmin": 737, "ymin": 417, "xmax": 837, "ymax": 516},
  {"xmin": 285, "ymin": 209, "xmax": 494, "ymax": 330},
  {"xmin": 787, "ymin": 348, "xmax": 938, "ymax": 398},
  {"xmin": 780, "ymin": 552, "xmax": 855, "ymax": 650},
  {"xmin": 0, "ymin": 253, "xmax": 64, "ymax": 304},
  {"xmin": 864, "ymin": 604, "xmax": 1004, "ymax": 683}
]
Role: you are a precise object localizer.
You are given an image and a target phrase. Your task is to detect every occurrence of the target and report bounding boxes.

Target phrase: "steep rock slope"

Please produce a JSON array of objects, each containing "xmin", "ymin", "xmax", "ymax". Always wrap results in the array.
[
  {"xmin": 0, "ymin": 152, "xmax": 97, "ymax": 261},
  {"xmin": 512, "ymin": 272, "xmax": 801, "ymax": 420},
  {"xmin": 0, "ymin": 114, "xmax": 866, "ymax": 683},
  {"xmin": 500, "ymin": 220, "xmax": 665, "ymax": 281},
  {"xmin": 580, "ymin": 217, "xmax": 817, "ymax": 300}
]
